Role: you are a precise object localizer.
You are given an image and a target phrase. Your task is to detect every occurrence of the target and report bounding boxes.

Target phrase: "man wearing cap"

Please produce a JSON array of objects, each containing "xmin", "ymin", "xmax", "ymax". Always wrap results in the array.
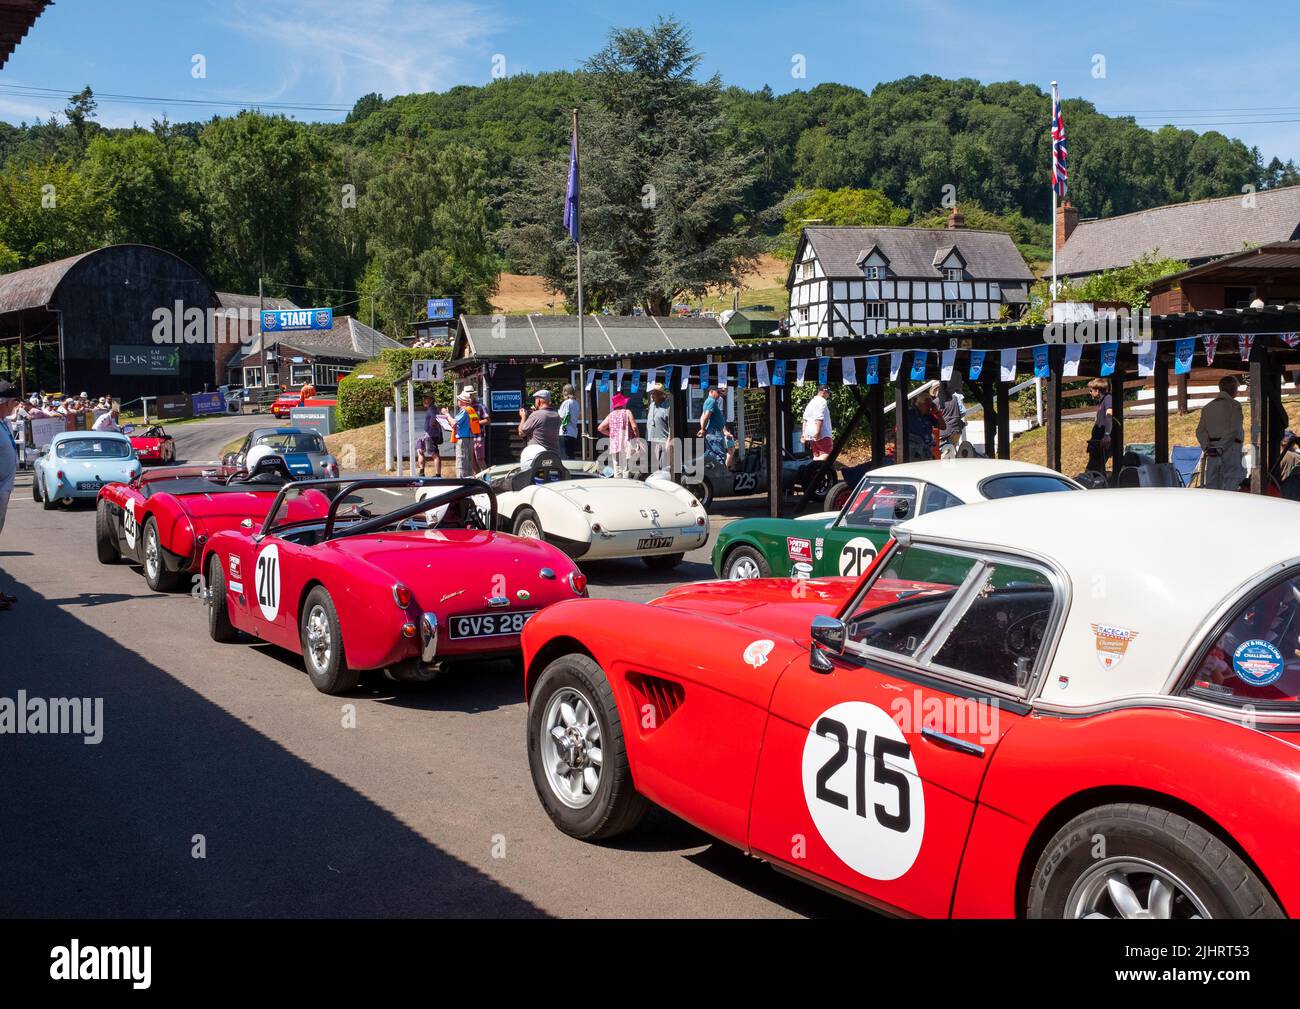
[
  {"xmin": 645, "ymin": 382, "xmax": 674, "ymax": 474},
  {"xmin": 0, "ymin": 381, "xmax": 20, "ymax": 610},
  {"xmin": 518, "ymin": 389, "xmax": 561, "ymax": 467},
  {"xmin": 697, "ymin": 386, "xmax": 727, "ymax": 463},
  {"xmin": 459, "ymin": 385, "xmax": 489, "ymax": 470},
  {"xmin": 451, "ymin": 389, "xmax": 481, "ymax": 478}
]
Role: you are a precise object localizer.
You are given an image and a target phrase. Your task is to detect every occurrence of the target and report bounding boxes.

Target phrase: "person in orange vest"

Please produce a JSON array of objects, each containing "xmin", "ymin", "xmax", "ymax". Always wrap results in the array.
[
  {"xmin": 298, "ymin": 383, "xmax": 317, "ymax": 406},
  {"xmin": 451, "ymin": 389, "xmax": 481, "ymax": 478}
]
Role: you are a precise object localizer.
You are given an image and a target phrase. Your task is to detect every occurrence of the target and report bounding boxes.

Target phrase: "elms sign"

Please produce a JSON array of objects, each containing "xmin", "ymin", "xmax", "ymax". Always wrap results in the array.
[{"xmin": 261, "ymin": 308, "xmax": 333, "ymax": 332}]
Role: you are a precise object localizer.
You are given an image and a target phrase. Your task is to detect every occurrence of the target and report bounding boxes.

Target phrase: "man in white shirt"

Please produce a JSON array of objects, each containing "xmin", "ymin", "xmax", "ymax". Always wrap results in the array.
[
  {"xmin": 1196, "ymin": 376, "xmax": 1245, "ymax": 490},
  {"xmin": 802, "ymin": 385, "xmax": 834, "ymax": 460},
  {"xmin": 92, "ymin": 406, "xmax": 121, "ymax": 432},
  {"xmin": 0, "ymin": 381, "xmax": 20, "ymax": 610}
]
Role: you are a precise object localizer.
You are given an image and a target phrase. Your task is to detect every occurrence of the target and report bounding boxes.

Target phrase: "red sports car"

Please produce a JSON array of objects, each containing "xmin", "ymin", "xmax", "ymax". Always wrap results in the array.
[
  {"xmin": 201, "ymin": 477, "xmax": 588, "ymax": 694},
  {"xmin": 521, "ymin": 489, "xmax": 1300, "ymax": 919},
  {"xmin": 270, "ymin": 392, "xmax": 336, "ymax": 419},
  {"xmin": 128, "ymin": 424, "xmax": 177, "ymax": 465},
  {"xmin": 96, "ymin": 456, "xmax": 319, "ymax": 592}
]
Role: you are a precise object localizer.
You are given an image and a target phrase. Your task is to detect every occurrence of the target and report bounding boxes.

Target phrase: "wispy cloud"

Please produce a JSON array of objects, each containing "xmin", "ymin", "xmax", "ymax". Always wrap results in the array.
[{"xmin": 223, "ymin": 0, "xmax": 508, "ymax": 101}]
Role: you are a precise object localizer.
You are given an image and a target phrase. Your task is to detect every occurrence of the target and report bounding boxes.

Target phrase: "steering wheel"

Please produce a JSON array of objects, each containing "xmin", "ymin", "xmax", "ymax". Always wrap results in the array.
[{"xmin": 1004, "ymin": 609, "xmax": 1050, "ymax": 656}]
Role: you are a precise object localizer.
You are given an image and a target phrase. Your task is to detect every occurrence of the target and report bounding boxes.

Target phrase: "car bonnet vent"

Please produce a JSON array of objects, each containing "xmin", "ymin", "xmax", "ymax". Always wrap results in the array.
[{"xmin": 626, "ymin": 673, "xmax": 685, "ymax": 731}]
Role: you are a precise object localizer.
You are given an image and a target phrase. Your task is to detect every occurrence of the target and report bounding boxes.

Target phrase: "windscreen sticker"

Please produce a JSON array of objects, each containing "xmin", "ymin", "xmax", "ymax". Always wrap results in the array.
[
  {"xmin": 1092, "ymin": 623, "xmax": 1138, "ymax": 670},
  {"xmin": 1233, "ymin": 639, "xmax": 1284, "ymax": 687},
  {"xmin": 802, "ymin": 701, "xmax": 924, "ymax": 881}
]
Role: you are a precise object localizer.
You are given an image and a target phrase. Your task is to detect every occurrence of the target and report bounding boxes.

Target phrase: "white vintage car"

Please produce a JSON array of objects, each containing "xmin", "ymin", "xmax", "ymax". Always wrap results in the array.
[{"xmin": 441, "ymin": 452, "xmax": 709, "ymax": 569}]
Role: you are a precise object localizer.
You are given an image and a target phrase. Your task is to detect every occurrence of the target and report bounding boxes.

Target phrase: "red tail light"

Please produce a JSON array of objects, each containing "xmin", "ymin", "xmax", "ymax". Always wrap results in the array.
[
  {"xmin": 568, "ymin": 571, "xmax": 587, "ymax": 595},
  {"xmin": 392, "ymin": 584, "xmax": 412, "ymax": 608}
]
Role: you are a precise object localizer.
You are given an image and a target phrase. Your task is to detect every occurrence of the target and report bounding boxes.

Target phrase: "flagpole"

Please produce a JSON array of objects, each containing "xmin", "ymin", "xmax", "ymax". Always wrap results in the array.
[
  {"xmin": 572, "ymin": 107, "xmax": 588, "ymax": 460},
  {"xmin": 1050, "ymin": 81, "xmax": 1059, "ymax": 302}
]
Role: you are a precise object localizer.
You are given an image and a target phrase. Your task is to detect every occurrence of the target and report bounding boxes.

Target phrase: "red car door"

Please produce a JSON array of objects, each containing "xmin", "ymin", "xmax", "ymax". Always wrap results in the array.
[{"xmin": 748, "ymin": 541, "xmax": 1058, "ymax": 917}]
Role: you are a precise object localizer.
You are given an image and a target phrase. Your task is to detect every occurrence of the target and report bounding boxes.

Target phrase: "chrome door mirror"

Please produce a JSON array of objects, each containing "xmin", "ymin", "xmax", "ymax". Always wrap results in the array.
[{"xmin": 809, "ymin": 615, "xmax": 846, "ymax": 673}]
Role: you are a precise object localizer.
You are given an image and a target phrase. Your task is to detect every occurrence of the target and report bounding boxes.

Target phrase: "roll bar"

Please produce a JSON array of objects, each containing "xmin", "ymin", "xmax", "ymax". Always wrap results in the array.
[{"xmin": 258, "ymin": 477, "xmax": 497, "ymax": 540}]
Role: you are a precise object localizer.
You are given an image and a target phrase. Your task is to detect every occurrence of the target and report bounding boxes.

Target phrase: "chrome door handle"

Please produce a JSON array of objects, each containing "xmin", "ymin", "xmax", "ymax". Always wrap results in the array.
[{"xmin": 921, "ymin": 727, "xmax": 985, "ymax": 757}]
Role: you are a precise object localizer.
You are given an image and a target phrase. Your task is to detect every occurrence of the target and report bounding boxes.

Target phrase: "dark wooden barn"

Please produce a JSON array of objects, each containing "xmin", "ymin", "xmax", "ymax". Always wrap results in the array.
[{"xmin": 0, "ymin": 244, "xmax": 219, "ymax": 401}]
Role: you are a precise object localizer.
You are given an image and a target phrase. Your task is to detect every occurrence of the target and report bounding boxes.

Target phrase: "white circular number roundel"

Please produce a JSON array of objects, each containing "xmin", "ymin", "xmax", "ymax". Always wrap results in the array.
[
  {"xmin": 801, "ymin": 701, "xmax": 924, "ymax": 880},
  {"xmin": 123, "ymin": 504, "xmax": 138, "ymax": 549},
  {"xmin": 838, "ymin": 537, "xmax": 877, "ymax": 577},
  {"xmin": 255, "ymin": 544, "xmax": 281, "ymax": 621}
]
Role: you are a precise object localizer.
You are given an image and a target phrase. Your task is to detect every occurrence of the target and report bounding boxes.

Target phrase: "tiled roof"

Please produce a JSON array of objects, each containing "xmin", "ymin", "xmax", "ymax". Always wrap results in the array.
[
  {"xmin": 1059, "ymin": 186, "xmax": 1300, "ymax": 277},
  {"xmin": 455, "ymin": 314, "xmax": 733, "ymax": 360},
  {"xmin": 241, "ymin": 316, "xmax": 401, "ymax": 362},
  {"xmin": 799, "ymin": 226, "xmax": 1034, "ymax": 283}
]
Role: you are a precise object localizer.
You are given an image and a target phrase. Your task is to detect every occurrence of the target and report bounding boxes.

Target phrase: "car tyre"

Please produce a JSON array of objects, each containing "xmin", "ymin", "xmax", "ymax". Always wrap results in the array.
[
  {"xmin": 32, "ymin": 473, "xmax": 42, "ymax": 502},
  {"xmin": 512, "ymin": 506, "xmax": 544, "ymax": 540},
  {"xmin": 687, "ymin": 478, "xmax": 714, "ymax": 510},
  {"xmin": 528, "ymin": 653, "xmax": 648, "ymax": 840},
  {"xmin": 206, "ymin": 555, "xmax": 238, "ymax": 643},
  {"xmin": 722, "ymin": 544, "xmax": 770, "ymax": 580},
  {"xmin": 40, "ymin": 476, "xmax": 57, "ymax": 510},
  {"xmin": 643, "ymin": 552, "xmax": 684, "ymax": 571},
  {"xmin": 142, "ymin": 516, "xmax": 182, "ymax": 592},
  {"xmin": 1027, "ymin": 802, "xmax": 1283, "ymax": 919},
  {"xmin": 95, "ymin": 499, "xmax": 120, "ymax": 564},
  {"xmin": 300, "ymin": 586, "xmax": 360, "ymax": 695},
  {"xmin": 824, "ymin": 480, "xmax": 851, "ymax": 513}
]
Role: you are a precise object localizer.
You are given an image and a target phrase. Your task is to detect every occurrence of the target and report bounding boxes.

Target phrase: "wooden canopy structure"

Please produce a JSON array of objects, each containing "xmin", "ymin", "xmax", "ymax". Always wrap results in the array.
[
  {"xmin": 0, "ymin": 0, "xmax": 51, "ymax": 69},
  {"xmin": 570, "ymin": 306, "xmax": 1300, "ymax": 515}
]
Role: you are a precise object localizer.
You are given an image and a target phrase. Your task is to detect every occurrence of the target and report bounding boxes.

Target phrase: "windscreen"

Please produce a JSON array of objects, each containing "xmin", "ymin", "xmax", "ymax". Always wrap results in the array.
[{"xmin": 56, "ymin": 438, "xmax": 132, "ymax": 460}]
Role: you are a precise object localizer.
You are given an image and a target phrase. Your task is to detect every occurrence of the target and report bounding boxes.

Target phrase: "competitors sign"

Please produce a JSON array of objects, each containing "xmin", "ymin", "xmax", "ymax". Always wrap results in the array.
[{"xmin": 261, "ymin": 308, "xmax": 334, "ymax": 332}]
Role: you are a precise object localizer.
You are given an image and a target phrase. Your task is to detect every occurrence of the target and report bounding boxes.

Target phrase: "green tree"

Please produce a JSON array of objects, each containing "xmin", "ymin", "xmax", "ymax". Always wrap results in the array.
[
  {"xmin": 64, "ymin": 86, "xmax": 98, "ymax": 151},
  {"xmin": 1024, "ymin": 252, "xmax": 1188, "ymax": 322},
  {"xmin": 778, "ymin": 187, "xmax": 909, "ymax": 257},
  {"xmin": 361, "ymin": 140, "xmax": 498, "ymax": 335},
  {"xmin": 501, "ymin": 18, "xmax": 761, "ymax": 314},
  {"xmin": 0, "ymin": 160, "xmax": 101, "ymax": 266}
]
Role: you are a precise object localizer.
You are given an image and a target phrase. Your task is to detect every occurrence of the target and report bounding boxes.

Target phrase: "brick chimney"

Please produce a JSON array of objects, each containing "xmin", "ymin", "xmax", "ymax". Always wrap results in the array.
[
  {"xmin": 946, "ymin": 205, "xmax": 965, "ymax": 229},
  {"xmin": 1056, "ymin": 200, "xmax": 1078, "ymax": 248}
]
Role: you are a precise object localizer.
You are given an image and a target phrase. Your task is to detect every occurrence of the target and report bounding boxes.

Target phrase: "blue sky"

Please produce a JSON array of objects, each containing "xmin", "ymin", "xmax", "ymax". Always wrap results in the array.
[{"xmin": 3, "ymin": 0, "xmax": 1299, "ymax": 161}]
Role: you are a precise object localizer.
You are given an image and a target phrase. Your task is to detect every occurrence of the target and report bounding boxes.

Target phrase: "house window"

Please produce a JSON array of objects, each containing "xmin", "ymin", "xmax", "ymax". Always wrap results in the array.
[
  {"xmin": 943, "ymin": 267, "xmax": 964, "ymax": 282},
  {"xmin": 863, "ymin": 265, "xmax": 885, "ymax": 281},
  {"xmin": 798, "ymin": 261, "xmax": 816, "ymax": 282},
  {"xmin": 243, "ymin": 367, "xmax": 264, "ymax": 388},
  {"xmin": 943, "ymin": 302, "xmax": 966, "ymax": 321},
  {"xmin": 290, "ymin": 363, "xmax": 315, "ymax": 385},
  {"xmin": 314, "ymin": 364, "xmax": 352, "ymax": 387},
  {"xmin": 793, "ymin": 306, "xmax": 809, "ymax": 325},
  {"xmin": 865, "ymin": 302, "xmax": 885, "ymax": 319}
]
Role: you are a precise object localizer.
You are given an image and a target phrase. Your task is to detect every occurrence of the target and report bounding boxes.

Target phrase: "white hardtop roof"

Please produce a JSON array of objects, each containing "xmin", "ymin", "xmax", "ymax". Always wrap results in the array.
[
  {"xmin": 897, "ymin": 488, "xmax": 1300, "ymax": 707},
  {"xmin": 867, "ymin": 458, "xmax": 1080, "ymax": 503}
]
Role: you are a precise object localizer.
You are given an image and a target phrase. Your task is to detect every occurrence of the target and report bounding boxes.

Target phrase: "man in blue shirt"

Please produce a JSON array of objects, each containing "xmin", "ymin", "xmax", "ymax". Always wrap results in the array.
[{"xmin": 697, "ymin": 386, "xmax": 727, "ymax": 462}]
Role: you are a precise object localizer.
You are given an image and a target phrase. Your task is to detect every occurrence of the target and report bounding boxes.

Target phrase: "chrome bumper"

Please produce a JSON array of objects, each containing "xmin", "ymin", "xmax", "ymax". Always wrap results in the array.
[{"xmin": 420, "ymin": 612, "xmax": 438, "ymax": 663}]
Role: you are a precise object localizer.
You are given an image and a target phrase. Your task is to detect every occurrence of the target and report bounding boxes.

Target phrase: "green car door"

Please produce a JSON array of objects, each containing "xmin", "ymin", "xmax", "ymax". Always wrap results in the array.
[{"xmin": 812, "ymin": 477, "xmax": 963, "ymax": 578}]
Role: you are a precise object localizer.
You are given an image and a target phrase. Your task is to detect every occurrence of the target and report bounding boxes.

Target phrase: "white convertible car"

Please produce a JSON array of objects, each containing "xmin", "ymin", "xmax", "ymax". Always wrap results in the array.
[{"xmin": 442, "ymin": 452, "xmax": 709, "ymax": 569}]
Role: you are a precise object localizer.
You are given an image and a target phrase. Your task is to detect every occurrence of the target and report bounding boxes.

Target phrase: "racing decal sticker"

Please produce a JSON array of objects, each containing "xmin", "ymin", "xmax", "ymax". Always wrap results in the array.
[
  {"xmin": 838, "ymin": 537, "xmax": 878, "ymax": 578},
  {"xmin": 814, "ymin": 537, "xmax": 824, "ymax": 561},
  {"xmin": 802, "ymin": 702, "xmax": 924, "ymax": 880},
  {"xmin": 254, "ymin": 544, "xmax": 281, "ymax": 621},
  {"xmin": 1091, "ymin": 623, "xmax": 1138, "ymax": 670},
  {"xmin": 743, "ymin": 639, "xmax": 775, "ymax": 668},
  {"xmin": 229, "ymin": 556, "xmax": 241, "ymax": 581},
  {"xmin": 792, "ymin": 561, "xmax": 813, "ymax": 579},
  {"xmin": 787, "ymin": 537, "xmax": 813, "ymax": 564},
  {"xmin": 1233, "ymin": 639, "xmax": 1284, "ymax": 687},
  {"xmin": 122, "ymin": 503, "xmax": 138, "ymax": 550}
]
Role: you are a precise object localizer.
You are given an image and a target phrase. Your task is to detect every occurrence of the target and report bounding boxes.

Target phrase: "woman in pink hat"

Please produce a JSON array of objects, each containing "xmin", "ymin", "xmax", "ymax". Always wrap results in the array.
[{"xmin": 598, "ymin": 391, "xmax": 639, "ymax": 477}]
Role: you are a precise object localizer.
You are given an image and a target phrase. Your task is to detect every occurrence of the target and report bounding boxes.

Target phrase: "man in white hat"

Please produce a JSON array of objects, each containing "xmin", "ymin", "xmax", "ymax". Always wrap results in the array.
[
  {"xmin": 517, "ymin": 388, "xmax": 560, "ymax": 467},
  {"xmin": 451, "ymin": 389, "xmax": 481, "ymax": 478},
  {"xmin": 0, "ymin": 381, "xmax": 20, "ymax": 610},
  {"xmin": 460, "ymin": 384, "xmax": 489, "ymax": 470},
  {"xmin": 645, "ymin": 381, "xmax": 674, "ymax": 474}
]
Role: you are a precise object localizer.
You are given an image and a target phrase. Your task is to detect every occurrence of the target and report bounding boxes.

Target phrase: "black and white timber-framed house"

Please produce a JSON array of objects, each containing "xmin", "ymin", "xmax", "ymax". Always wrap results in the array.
[{"xmin": 786, "ymin": 211, "xmax": 1036, "ymax": 339}]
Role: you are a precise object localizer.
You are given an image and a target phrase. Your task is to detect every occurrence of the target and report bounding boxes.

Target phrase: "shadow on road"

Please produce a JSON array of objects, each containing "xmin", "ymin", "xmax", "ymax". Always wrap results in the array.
[{"xmin": 0, "ymin": 570, "xmax": 548, "ymax": 918}]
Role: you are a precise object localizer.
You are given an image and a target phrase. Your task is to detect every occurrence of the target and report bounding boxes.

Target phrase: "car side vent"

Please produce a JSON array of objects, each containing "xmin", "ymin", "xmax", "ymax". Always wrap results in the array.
[{"xmin": 626, "ymin": 673, "xmax": 685, "ymax": 731}]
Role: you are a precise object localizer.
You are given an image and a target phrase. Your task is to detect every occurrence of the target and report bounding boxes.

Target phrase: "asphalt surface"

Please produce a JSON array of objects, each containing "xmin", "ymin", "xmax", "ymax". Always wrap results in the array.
[{"xmin": 0, "ymin": 415, "xmax": 865, "ymax": 918}]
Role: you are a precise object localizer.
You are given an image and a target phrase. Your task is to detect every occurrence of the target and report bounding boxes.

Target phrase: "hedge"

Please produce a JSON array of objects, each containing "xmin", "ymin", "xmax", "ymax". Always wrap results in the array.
[{"xmin": 337, "ymin": 346, "xmax": 459, "ymax": 431}]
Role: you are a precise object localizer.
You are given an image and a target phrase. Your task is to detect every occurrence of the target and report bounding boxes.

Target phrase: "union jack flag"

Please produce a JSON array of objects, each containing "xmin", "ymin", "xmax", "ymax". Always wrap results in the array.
[{"xmin": 1051, "ymin": 90, "xmax": 1068, "ymax": 197}]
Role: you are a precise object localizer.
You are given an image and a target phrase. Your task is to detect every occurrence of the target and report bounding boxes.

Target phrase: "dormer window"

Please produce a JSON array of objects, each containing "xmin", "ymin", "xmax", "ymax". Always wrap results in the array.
[
  {"xmin": 943, "ymin": 267, "xmax": 964, "ymax": 282},
  {"xmin": 863, "ymin": 265, "xmax": 885, "ymax": 281}
]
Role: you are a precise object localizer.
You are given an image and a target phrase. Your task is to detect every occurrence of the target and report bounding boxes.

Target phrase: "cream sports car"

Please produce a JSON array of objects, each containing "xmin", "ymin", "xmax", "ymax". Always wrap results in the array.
[{"xmin": 430, "ymin": 452, "xmax": 709, "ymax": 570}]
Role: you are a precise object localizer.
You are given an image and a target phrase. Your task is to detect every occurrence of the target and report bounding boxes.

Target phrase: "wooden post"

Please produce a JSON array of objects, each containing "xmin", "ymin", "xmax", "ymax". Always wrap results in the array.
[
  {"xmin": 1109, "ymin": 372, "xmax": 1125, "ymax": 478},
  {"xmin": 894, "ymin": 372, "xmax": 909, "ymax": 464},
  {"xmin": 981, "ymin": 376, "xmax": 996, "ymax": 457},
  {"xmin": 869, "ymin": 380, "xmax": 885, "ymax": 469},
  {"xmin": 767, "ymin": 379, "xmax": 782, "ymax": 517},
  {"xmin": 1044, "ymin": 354, "xmax": 1063, "ymax": 473},
  {"xmin": 1154, "ymin": 350, "xmax": 1169, "ymax": 465},
  {"xmin": 1176, "ymin": 372, "xmax": 1189, "ymax": 415},
  {"xmin": 1249, "ymin": 355, "xmax": 1265, "ymax": 495},
  {"xmin": 995, "ymin": 380, "xmax": 1011, "ymax": 460},
  {"xmin": 17, "ymin": 316, "xmax": 26, "ymax": 398}
]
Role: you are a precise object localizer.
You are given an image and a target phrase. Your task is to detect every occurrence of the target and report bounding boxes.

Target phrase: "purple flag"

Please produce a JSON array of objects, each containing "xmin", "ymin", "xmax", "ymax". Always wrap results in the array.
[{"xmin": 563, "ymin": 130, "xmax": 580, "ymax": 244}]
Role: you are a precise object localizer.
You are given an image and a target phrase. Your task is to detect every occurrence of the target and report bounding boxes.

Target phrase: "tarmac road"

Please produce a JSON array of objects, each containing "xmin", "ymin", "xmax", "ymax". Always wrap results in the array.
[{"xmin": 0, "ymin": 415, "xmax": 867, "ymax": 919}]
